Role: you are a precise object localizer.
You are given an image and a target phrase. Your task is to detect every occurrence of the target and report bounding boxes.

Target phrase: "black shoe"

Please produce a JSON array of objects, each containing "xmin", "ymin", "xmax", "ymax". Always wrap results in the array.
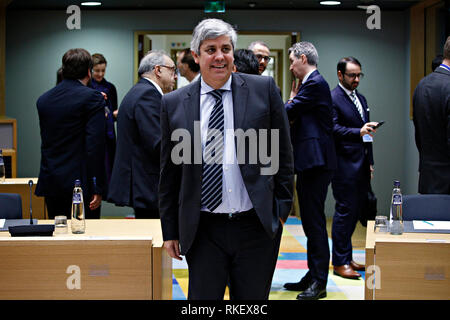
[
  {"xmin": 296, "ymin": 281, "xmax": 327, "ymax": 300},
  {"xmin": 284, "ymin": 274, "xmax": 312, "ymax": 291}
]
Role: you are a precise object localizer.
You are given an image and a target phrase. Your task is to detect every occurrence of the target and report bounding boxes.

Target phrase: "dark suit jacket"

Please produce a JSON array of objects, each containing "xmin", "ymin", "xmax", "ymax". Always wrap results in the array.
[
  {"xmin": 331, "ymin": 85, "xmax": 373, "ymax": 181},
  {"xmin": 285, "ymin": 70, "xmax": 336, "ymax": 172},
  {"xmin": 413, "ymin": 67, "xmax": 450, "ymax": 170},
  {"xmin": 35, "ymin": 79, "xmax": 106, "ymax": 197},
  {"xmin": 108, "ymin": 78, "xmax": 162, "ymax": 210},
  {"xmin": 159, "ymin": 73, "xmax": 294, "ymax": 255}
]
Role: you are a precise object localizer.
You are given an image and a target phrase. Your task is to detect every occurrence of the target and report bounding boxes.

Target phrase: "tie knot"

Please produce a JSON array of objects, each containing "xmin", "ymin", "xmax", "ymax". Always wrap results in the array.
[{"xmin": 209, "ymin": 89, "xmax": 225, "ymax": 101}]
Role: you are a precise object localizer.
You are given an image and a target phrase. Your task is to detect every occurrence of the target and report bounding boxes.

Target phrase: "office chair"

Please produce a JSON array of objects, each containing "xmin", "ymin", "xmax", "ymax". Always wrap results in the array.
[
  {"xmin": 0, "ymin": 193, "xmax": 23, "ymax": 219},
  {"xmin": 402, "ymin": 194, "xmax": 450, "ymax": 221}
]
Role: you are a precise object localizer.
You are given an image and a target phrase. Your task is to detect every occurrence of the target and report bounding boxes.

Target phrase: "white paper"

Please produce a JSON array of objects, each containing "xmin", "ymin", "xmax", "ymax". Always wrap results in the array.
[
  {"xmin": 0, "ymin": 219, "xmax": 5, "ymax": 228},
  {"xmin": 413, "ymin": 220, "xmax": 450, "ymax": 230}
]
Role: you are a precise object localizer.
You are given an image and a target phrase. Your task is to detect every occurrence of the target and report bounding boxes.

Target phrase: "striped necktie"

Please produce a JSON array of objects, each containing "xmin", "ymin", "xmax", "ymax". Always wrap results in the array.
[
  {"xmin": 201, "ymin": 89, "xmax": 225, "ymax": 212},
  {"xmin": 350, "ymin": 91, "xmax": 365, "ymax": 122}
]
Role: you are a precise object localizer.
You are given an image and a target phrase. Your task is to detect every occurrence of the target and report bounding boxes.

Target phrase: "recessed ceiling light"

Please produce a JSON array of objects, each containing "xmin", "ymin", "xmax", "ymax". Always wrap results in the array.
[
  {"xmin": 81, "ymin": 2, "xmax": 102, "ymax": 6},
  {"xmin": 357, "ymin": 5, "xmax": 369, "ymax": 9},
  {"xmin": 320, "ymin": 1, "xmax": 341, "ymax": 5}
]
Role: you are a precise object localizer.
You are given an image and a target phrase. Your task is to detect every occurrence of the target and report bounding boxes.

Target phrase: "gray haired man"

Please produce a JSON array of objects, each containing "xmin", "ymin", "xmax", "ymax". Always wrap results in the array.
[
  {"xmin": 108, "ymin": 50, "xmax": 177, "ymax": 218},
  {"xmin": 159, "ymin": 19, "xmax": 294, "ymax": 300},
  {"xmin": 248, "ymin": 41, "xmax": 271, "ymax": 75}
]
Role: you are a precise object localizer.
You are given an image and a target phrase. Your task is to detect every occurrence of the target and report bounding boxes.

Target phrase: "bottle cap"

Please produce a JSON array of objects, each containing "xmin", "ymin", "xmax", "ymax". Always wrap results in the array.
[
  {"xmin": 74, "ymin": 179, "xmax": 81, "ymax": 187},
  {"xmin": 393, "ymin": 180, "xmax": 400, "ymax": 187}
]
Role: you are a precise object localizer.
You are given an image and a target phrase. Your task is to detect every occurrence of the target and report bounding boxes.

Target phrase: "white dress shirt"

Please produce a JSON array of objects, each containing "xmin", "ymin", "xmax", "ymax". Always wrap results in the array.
[
  {"xmin": 199, "ymin": 76, "xmax": 253, "ymax": 214},
  {"xmin": 143, "ymin": 77, "xmax": 164, "ymax": 96}
]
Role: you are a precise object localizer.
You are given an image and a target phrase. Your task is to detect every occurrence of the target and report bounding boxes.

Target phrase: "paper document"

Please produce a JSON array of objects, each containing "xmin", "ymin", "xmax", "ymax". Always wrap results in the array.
[
  {"xmin": 0, "ymin": 219, "xmax": 4, "ymax": 228},
  {"xmin": 413, "ymin": 220, "xmax": 450, "ymax": 230}
]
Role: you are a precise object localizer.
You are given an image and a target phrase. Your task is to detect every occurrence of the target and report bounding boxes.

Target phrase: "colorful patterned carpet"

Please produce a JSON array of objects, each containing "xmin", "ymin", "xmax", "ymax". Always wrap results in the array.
[{"xmin": 172, "ymin": 216, "xmax": 367, "ymax": 300}]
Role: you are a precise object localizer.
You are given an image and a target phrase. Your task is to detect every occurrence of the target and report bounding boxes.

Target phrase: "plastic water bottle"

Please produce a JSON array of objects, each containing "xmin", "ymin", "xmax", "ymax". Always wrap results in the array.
[
  {"xmin": 389, "ymin": 180, "xmax": 403, "ymax": 235},
  {"xmin": 71, "ymin": 179, "xmax": 85, "ymax": 234},
  {"xmin": 0, "ymin": 149, "xmax": 5, "ymax": 183}
]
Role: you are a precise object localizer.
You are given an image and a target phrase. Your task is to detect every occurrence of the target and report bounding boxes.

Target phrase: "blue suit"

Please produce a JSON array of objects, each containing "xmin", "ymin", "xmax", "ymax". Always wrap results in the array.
[
  {"xmin": 285, "ymin": 70, "xmax": 336, "ymax": 285},
  {"xmin": 36, "ymin": 79, "xmax": 106, "ymax": 218},
  {"xmin": 330, "ymin": 85, "xmax": 373, "ymax": 266}
]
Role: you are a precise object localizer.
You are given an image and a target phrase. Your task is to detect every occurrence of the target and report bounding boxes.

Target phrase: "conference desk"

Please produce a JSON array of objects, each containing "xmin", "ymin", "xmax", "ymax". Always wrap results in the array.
[
  {"xmin": 0, "ymin": 178, "xmax": 46, "ymax": 219},
  {"xmin": 0, "ymin": 219, "xmax": 172, "ymax": 300},
  {"xmin": 365, "ymin": 220, "xmax": 450, "ymax": 300}
]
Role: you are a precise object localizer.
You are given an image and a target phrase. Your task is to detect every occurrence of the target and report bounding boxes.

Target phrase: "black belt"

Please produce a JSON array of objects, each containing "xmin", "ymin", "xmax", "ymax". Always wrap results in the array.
[{"xmin": 201, "ymin": 208, "xmax": 256, "ymax": 221}]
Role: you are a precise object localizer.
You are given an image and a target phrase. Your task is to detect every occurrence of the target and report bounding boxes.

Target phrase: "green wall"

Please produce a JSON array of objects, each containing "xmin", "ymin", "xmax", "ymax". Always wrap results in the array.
[{"xmin": 5, "ymin": 9, "xmax": 417, "ymax": 217}]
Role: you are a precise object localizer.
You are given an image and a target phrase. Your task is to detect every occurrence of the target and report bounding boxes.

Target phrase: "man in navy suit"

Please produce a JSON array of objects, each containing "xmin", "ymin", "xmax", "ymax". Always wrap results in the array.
[
  {"xmin": 160, "ymin": 18, "xmax": 293, "ymax": 300},
  {"xmin": 330, "ymin": 57, "xmax": 379, "ymax": 279},
  {"xmin": 283, "ymin": 42, "xmax": 336, "ymax": 300},
  {"xmin": 108, "ymin": 50, "xmax": 177, "ymax": 218},
  {"xmin": 413, "ymin": 37, "xmax": 450, "ymax": 194},
  {"xmin": 36, "ymin": 48, "xmax": 105, "ymax": 219}
]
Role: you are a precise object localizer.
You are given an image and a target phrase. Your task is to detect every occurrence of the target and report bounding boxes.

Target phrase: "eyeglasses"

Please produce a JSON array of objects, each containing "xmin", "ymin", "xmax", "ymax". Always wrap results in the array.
[
  {"xmin": 344, "ymin": 72, "xmax": 364, "ymax": 79},
  {"xmin": 159, "ymin": 65, "xmax": 178, "ymax": 75},
  {"xmin": 255, "ymin": 54, "xmax": 271, "ymax": 62}
]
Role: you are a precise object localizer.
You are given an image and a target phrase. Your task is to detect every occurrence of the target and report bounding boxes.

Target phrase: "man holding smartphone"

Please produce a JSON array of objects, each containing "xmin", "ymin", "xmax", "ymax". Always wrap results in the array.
[{"xmin": 330, "ymin": 57, "xmax": 379, "ymax": 279}]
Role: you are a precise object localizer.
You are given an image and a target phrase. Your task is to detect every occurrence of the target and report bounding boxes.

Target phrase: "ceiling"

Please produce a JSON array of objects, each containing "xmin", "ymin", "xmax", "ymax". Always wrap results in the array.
[{"xmin": 7, "ymin": 0, "xmax": 423, "ymax": 11}]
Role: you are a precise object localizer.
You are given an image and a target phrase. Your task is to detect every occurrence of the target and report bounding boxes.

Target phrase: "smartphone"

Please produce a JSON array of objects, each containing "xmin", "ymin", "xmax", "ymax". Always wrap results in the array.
[{"xmin": 373, "ymin": 121, "xmax": 385, "ymax": 129}]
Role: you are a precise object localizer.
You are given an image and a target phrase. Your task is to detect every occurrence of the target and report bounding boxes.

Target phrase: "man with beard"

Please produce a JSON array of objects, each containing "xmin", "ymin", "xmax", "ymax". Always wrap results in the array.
[{"xmin": 330, "ymin": 57, "xmax": 379, "ymax": 279}]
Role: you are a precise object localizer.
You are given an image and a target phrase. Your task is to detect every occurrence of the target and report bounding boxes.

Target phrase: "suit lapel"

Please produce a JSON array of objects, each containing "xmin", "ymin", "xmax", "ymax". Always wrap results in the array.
[
  {"xmin": 231, "ymin": 73, "xmax": 249, "ymax": 130},
  {"xmin": 337, "ymin": 85, "xmax": 365, "ymax": 124},
  {"xmin": 184, "ymin": 80, "xmax": 201, "ymax": 137}
]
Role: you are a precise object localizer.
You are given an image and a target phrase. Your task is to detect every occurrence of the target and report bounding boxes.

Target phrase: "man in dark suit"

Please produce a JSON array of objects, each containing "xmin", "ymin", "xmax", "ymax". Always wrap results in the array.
[
  {"xmin": 283, "ymin": 42, "xmax": 336, "ymax": 300},
  {"xmin": 159, "ymin": 18, "xmax": 294, "ymax": 300},
  {"xmin": 413, "ymin": 36, "xmax": 450, "ymax": 194},
  {"xmin": 330, "ymin": 57, "xmax": 379, "ymax": 279},
  {"xmin": 108, "ymin": 50, "xmax": 177, "ymax": 218},
  {"xmin": 36, "ymin": 48, "xmax": 105, "ymax": 219}
]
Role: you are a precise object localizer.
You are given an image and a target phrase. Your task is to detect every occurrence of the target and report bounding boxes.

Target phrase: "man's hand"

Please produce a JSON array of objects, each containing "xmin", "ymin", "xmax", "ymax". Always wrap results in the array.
[
  {"xmin": 164, "ymin": 240, "xmax": 182, "ymax": 260},
  {"xmin": 360, "ymin": 122, "xmax": 379, "ymax": 137},
  {"xmin": 290, "ymin": 79, "xmax": 301, "ymax": 100},
  {"xmin": 89, "ymin": 194, "xmax": 102, "ymax": 210},
  {"xmin": 370, "ymin": 165, "xmax": 374, "ymax": 180}
]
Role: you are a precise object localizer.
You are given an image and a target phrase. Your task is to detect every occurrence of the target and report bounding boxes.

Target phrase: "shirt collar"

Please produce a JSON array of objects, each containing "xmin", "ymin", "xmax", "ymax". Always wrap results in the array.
[
  {"xmin": 192, "ymin": 73, "xmax": 201, "ymax": 82},
  {"xmin": 143, "ymin": 77, "xmax": 164, "ymax": 96},
  {"xmin": 338, "ymin": 82, "xmax": 355, "ymax": 97},
  {"xmin": 302, "ymin": 69, "xmax": 316, "ymax": 84},
  {"xmin": 200, "ymin": 75, "xmax": 232, "ymax": 95}
]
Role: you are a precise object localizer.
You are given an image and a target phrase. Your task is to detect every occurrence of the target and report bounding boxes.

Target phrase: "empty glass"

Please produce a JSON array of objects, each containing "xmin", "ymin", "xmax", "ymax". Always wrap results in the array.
[
  {"xmin": 54, "ymin": 215, "xmax": 68, "ymax": 234},
  {"xmin": 374, "ymin": 215, "xmax": 388, "ymax": 233}
]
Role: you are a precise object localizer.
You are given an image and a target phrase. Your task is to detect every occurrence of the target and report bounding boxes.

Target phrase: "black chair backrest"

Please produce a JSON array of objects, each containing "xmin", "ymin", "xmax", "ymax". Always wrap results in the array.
[
  {"xmin": 403, "ymin": 194, "xmax": 450, "ymax": 221},
  {"xmin": 0, "ymin": 193, "xmax": 23, "ymax": 219}
]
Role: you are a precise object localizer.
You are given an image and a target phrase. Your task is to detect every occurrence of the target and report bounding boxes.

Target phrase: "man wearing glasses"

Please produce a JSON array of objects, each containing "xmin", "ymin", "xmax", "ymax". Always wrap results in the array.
[
  {"xmin": 330, "ymin": 57, "xmax": 379, "ymax": 279},
  {"xmin": 248, "ymin": 41, "xmax": 271, "ymax": 75},
  {"xmin": 108, "ymin": 50, "xmax": 177, "ymax": 219}
]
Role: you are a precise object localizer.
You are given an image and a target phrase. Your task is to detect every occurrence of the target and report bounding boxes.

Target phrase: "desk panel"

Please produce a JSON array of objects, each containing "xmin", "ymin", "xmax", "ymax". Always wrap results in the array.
[
  {"xmin": 375, "ymin": 241, "xmax": 450, "ymax": 300},
  {"xmin": 0, "ymin": 219, "xmax": 172, "ymax": 300},
  {"xmin": 0, "ymin": 239, "xmax": 152, "ymax": 300}
]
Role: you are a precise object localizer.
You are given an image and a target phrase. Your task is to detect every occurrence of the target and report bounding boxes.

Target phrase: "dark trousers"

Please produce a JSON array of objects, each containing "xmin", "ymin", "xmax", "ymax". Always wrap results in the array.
[
  {"xmin": 185, "ymin": 210, "xmax": 282, "ymax": 300},
  {"xmin": 134, "ymin": 207, "xmax": 159, "ymax": 219},
  {"xmin": 331, "ymin": 178, "xmax": 368, "ymax": 266},
  {"xmin": 296, "ymin": 167, "xmax": 333, "ymax": 285},
  {"xmin": 45, "ymin": 194, "xmax": 101, "ymax": 219}
]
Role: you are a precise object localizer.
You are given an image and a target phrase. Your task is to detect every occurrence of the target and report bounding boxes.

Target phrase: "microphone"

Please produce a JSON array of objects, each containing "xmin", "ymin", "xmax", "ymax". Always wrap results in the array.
[
  {"xmin": 9, "ymin": 179, "xmax": 54, "ymax": 237},
  {"xmin": 29, "ymin": 180, "xmax": 33, "ymax": 225}
]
